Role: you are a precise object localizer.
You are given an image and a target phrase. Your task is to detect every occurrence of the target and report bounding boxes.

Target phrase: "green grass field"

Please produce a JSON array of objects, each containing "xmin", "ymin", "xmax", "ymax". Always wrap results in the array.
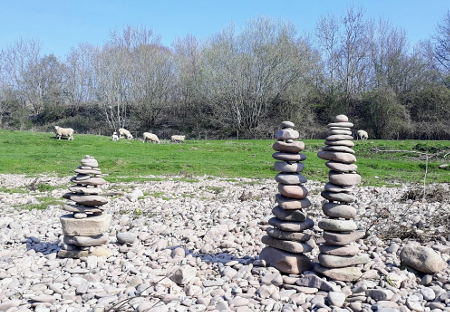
[{"xmin": 0, "ymin": 129, "xmax": 449, "ymax": 186}]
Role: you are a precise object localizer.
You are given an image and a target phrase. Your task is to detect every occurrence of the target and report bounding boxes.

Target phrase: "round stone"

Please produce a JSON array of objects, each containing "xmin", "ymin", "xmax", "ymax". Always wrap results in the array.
[
  {"xmin": 325, "ymin": 161, "xmax": 358, "ymax": 172},
  {"xmin": 272, "ymin": 141, "xmax": 305, "ymax": 153},
  {"xmin": 266, "ymin": 227, "xmax": 310, "ymax": 242},
  {"xmin": 329, "ymin": 172, "xmax": 361, "ymax": 186},
  {"xmin": 275, "ymin": 173, "xmax": 307, "ymax": 185},
  {"xmin": 321, "ymin": 191, "xmax": 356, "ymax": 203},
  {"xmin": 323, "ymin": 145, "xmax": 355, "ymax": 154},
  {"xmin": 318, "ymin": 219, "xmax": 357, "ymax": 232},
  {"xmin": 262, "ymin": 236, "xmax": 312, "ymax": 253},
  {"xmin": 81, "ymin": 156, "xmax": 99, "ymax": 168},
  {"xmin": 275, "ymin": 129, "xmax": 299, "ymax": 141},
  {"xmin": 274, "ymin": 161, "xmax": 305, "ymax": 173},
  {"xmin": 334, "ymin": 115, "xmax": 348, "ymax": 122},
  {"xmin": 276, "ymin": 194, "xmax": 311, "ymax": 209},
  {"xmin": 317, "ymin": 151, "xmax": 357, "ymax": 164},
  {"xmin": 268, "ymin": 217, "xmax": 314, "ymax": 232},
  {"xmin": 272, "ymin": 152, "xmax": 307, "ymax": 162},
  {"xmin": 278, "ymin": 184, "xmax": 308, "ymax": 199},
  {"xmin": 324, "ymin": 140, "xmax": 355, "ymax": 147},
  {"xmin": 272, "ymin": 205, "xmax": 307, "ymax": 221},
  {"xmin": 322, "ymin": 203, "xmax": 356, "ymax": 219},
  {"xmin": 281, "ymin": 121, "xmax": 295, "ymax": 129},
  {"xmin": 117, "ymin": 232, "xmax": 138, "ymax": 245},
  {"xmin": 74, "ymin": 213, "xmax": 87, "ymax": 219},
  {"xmin": 319, "ymin": 244, "xmax": 360, "ymax": 256}
]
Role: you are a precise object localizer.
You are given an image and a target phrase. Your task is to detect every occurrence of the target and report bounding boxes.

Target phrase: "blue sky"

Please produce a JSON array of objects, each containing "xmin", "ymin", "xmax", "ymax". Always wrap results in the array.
[{"xmin": 1, "ymin": 0, "xmax": 449, "ymax": 58}]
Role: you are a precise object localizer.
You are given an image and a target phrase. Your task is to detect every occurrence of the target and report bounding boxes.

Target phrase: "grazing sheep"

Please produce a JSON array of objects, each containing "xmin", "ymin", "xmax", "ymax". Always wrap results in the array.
[
  {"xmin": 171, "ymin": 135, "xmax": 186, "ymax": 143},
  {"xmin": 54, "ymin": 126, "xmax": 74, "ymax": 140},
  {"xmin": 111, "ymin": 132, "xmax": 119, "ymax": 141},
  {"xmin": 357, "ymin": 130, "xmax": 368, "ymax": 140},
  {"xmin": 143, "ymin": 132, "xmax": 160, "ymax": 144},
  {"xmin": 119, "ymin": 128, "xmax": 133, "ymax": 139}
]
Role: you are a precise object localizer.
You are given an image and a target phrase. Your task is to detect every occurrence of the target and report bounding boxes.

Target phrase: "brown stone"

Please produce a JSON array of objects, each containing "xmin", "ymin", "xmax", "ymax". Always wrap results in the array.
[
  {"xmin": 272, "ymin": 205, "xmax": 307, "ymax": 221},
  {"xmin": 275, "ymin": 173, "xmax": 307, "ymax": 185},
  {"xmin": 323, "ymin": 145, "xmax": 355, "ymax": 154},
  {"xmin": 323, "ymin": 230, "xmax": 365, "ymax": 246},
  {"xmin": 266, "ymin": 227, "xmax": 310, "ymax": 242},
  {"xmin": 272, "ymin": 141, "xmax": 305, "ymax": 153},
  {"xmin": 324, "ymin": 140, "xmax": 354, "ymax": 147},
  {"xmin": 329, "ymin": 172, "xmax": 361, "ymax": 186},
  {"xmin": 274, "ymin": 161, "xmax": 305, "ymax": 173},
  {"xmin": 272, "ymin": 152, "xmax": 307, "ymax": 162},
  {"xmin": 322, "ymin": 203, "xmax": 356, "ymax": 219},
  {"xmin": 262, "ymin": 236, "xmax": 312, "ymax": 253},
  {"xmin": 276, "ymin": 194, "xmax": 311, "ymax": 209},
  {"xmin": 268, "ymin": 217, "xmax": 314, "ymax": 232},
  {"xmin": 314, "ymin": 264, "xmax": 362, "ymax": 282},
  {"xmin": 278, "ymin": 184, "xmax": 308, "ymax": 199},
  {"xmin": 325, "ymin": 161, "xmax": 358, "ymax": 173},
  {"xmin": 260, "ymin": 246, "xmax": 312, "ymax": 274},
  {"xmin": 321, "ymin": 191, "xmax": 356, "ymax": 203},
  {"xmin": 317, "ymin": 151, "xmax": 356, "ymax": 164},
  {"xmin": 319, "ymin": 244, "xmax": 360, "ymax": 256}
]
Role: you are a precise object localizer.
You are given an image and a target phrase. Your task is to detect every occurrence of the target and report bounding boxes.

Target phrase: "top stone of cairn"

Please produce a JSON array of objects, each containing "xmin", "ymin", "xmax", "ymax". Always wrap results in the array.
[{"xmin": 334, "ymin": 115, "xmax": 348, "ymax": 122}]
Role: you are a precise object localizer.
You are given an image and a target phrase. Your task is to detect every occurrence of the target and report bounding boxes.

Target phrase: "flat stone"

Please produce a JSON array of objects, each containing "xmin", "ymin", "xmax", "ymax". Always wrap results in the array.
[
  {"xmin": 281, "ymin": 121, "xmax": 295, "ymax": 128},
  {"xmin": 327, "ymin": 121, "xmax": 354, "ymax": 128},
  {"xmin": 58, "ymin": 246, "xmax": 112, "ymax": 258},
  {"xmin": 275, "ymin": 172, "xmax": 307, "ymax": 185},
  {"xmin": 322, "ymin": 203, "xmax": 356, "ymax": 219},
  {"xmin": 317, "ymin": 151, "xmax": 357, "ymax": 163},
  {"xmin": 400, "ymin": 244, "xmax": 448, "ymax": 274},
  {"xmin": 63, "ymin": 204, "xmax": 104, "ymax": 214},
  {"xmin": 319, "ymin": 244, "xmax": 360, "ymax": 256},
  {"xmin": 334, "ymin": 115, "xmax": 349, "ymax": 122},
  {"xmin": 323, "ymin": 145, "xmax": 355, "ymax": 154},
  {"xmin": 328, "ymin": 291, "xmax": 347, "ymax": 308},
  {"xmin": 74, "ymin": 168, "xmax": 102, "ymax": 175},
  {"xmin": 325, "ymin": 134, "xmax": 354, "ymax": 141},
  {"xmin": 318, "ymin": 254, "xmax": 370, "ymax": 268},
  {"xmin": 314, "ymin": 264, "xmax": 362, "ymax": 282},
  {"xmin": 80, "ymin": 156, "xmax": 99, "ymax": 167},
  {"xmin": 272, "ymin": 152, "xmax": 307, "ymax": 162},
  {"xmin": 325, "ymin": 161, "xmax": 358, "ymax": 172},
  {"xmin": 318, "ymin": 219, "xmax": 357, "ymax": 232},
  {"xmin": 68, "ymin": 185, "xmax": 103, "ymax": 194},
  {"xmin": 324, "ymin": 140, "xmax": 354, "ymax": 147},
  {"xmin": 64, "ymin": 234, "xmax": 108, "ymax": 246},
  {"xmin": 324, "ymin": 182, "xmax": 353, "ymax": 193},
  {"xmin": 296, "ymin": 274, "xmax": 339, "ymax": 291},
  {"xmin": 266, "ymin": 227, "xmax": 310, "ymax": 242},
  {"xmin": 272, "ymin": 141, "xmax": 305, "ymax": 153},
  {"xmin": 60, "ymin": 214, "xmax": 112, "ymax": 236},
  {"xmin": 74, "ymin": 212, "xmax": 87, "ymax": 218},
  {"xmin": 329, "ymin": 172, "xmax": 361, "ymax": 186},
  {"xmin": 321, "ymin": 191, "xmax": 356, "ymax": 203},
  {"xmin": 262, "ymin": 236, "xmax": 312, "ymax": 253},
  {"xmin": 272, "ymin": 205, "xmax": 306, "ymax": 221},
  {"xmin": 323, "ymin": 230, "xmax": 365, "ymax": 246},
  {"xmin": 328, "ymin": 129, "xmax": 353, "ymax": 136},
  {"xmin": 274, "ymin": 161, "xmax": 305, "ymax": 173},
  {"xmin": 260, "ymin": 246, "xmax": 312, "ymax": 274},
  {"xmin": 74, "ymin": 174, "xmax": 90, "ymax": 181},
  {"xmin": 278, "ymin": 184, "xmax": 308, "ymax": 199},
  {"xmin": 268, "ymin": 217, "xmax": 314, "ymax": 232},
  {"xmin": 276, "ymin": 194, "xmax": 311, "ymax": 209},
  {"xmin": 63, "ymin": 194, "xmax": 108, "ymax": 206},
  {"xmin": 275, "ymin": 129, "xmax": 299, "ymax": 141},
  {"xmin": 70, "ymin": 177, "xmax": 106, "ymax": 186}
]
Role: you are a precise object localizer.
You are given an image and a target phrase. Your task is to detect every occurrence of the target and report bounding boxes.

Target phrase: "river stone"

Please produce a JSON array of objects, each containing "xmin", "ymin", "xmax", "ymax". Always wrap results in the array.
[
  {"xmin": 318, "ymin": 219, "xmax": 357, "ymax": 232},
  {"xmin": 276, "ymin": 194, "xmax": 311, "ymax": 209},
  {"xmin": 74, "ymin": 174, "xmax": 90, "ymax": 181},
  {"xmin": 325, "ymin": 161, "xmax": 358, "ymax": 172},
  {"xmin": 68, "ymin": 185, "xmax": 103, "ymax": 195},
  {"xmin": 324, "ymin": 182, "xmax": 353, "ymax": 193},
  {"xmin": 272, "ymin": 141, "xmax": 305, "ymax": 153},
  {"xmin": 58, "ymin": 246, "xmax": 113, "ymax": 258},
  {"xmin": 60, "ymin": 214, "xmax": 112, "ymax": 236},
  {"xmin": 322, "ymin": 203, "xmax": 356, "ymax": 219},
  {"xmin": 323, "ymin": 145, "xmax": 355, "ymax": 154},
  {"xmin": 314, "ymin": 264, "xmax": 362, "ymax": 282},
  {"xmin": 70, "ymin": 177, "xmax": 106, "ymax": 186},
  {"xmin": 329, "ymin": 172, "xmax": 361, "ymax": 186},
  {"xmin": 260, "ymin": 246, "xmax": 312, "ymax": 274},
  {"xmin": 319, "ymin": 244, "xmax": 360, "ymax": 256},
  {"xmin": 63, "ymin": 204, "xmax": 104, "ymax": 214},
  {"xmin": 272, "ymin": 152, "xmax": 307, "ymax": 162},
  {"xmin": 275, "ymin": 173, "xmax": 307, "ymax": 185},
  {"xmin": 321, "ymin": 191, "xmax": 356, "ymax": 203},
  {"xmin": 334, "ymin": 115, "xmax": 349, "ymax": 122},
  {"xmin": 324, "ymin": 140, "xmax": 355, "ymax": 147},
  {"xmin": 81, "ymin": 156, "xmax": 99, "ymax": 167},
  {"xmin": 281, "ymin": 121, "xmax": 295, "ymax": 128},
  {"xmin": 63, "ymin": 194, "xmax": 108, "ymax": 206},
  {"xmin": 64, "ymin": 234, "xmax": 108, "ymax": 246},
  {"xmin": 317, "ymin": 151, "xmax": 357, "ymax": 163},
  {"xmin": 266, "ymin": 227, "xmax": 310, "ymax": 242},
  {"xmin": 327, "ymin": 121, "xmax": 354, "ymax": 128},
  {"xmin": 274, "ymin": 161, "xmax": 305, "ymax": 173},
  {"xmin": 275, "ymin": 129, "xmax": 299, "ymax": 141},
  {"xmin": 323, "ymin": 230, "xmax": 365, "ymax": 246},
  {"xmin": 325, "ymin": 134, "xmax": 354, "ymax": 141},
  {"xmin": 272, "ymin": 205, "xmax": 307, "ymax": 221},
  {"xmin": 318, "ymin": 254, "xmax": 370, "ymax": 268},
  {"xmin": 327, "ymin": 129, "xmax": 353, "ymax": 136},
  {"xmin": 117, "ymin": 232, "xmax": 138, "ymax": 245},
  {"xmin": 278, "ymin": 184, "xmax": 308, "ymax": 199},
  {"xmin": 262, "ymin": 236, "xmax": 312, "ymax": 253},
  {"xmin": 400, "ymin": 244, "xmax": 448, "ymax": 274},
  {"xmin": 268, "ymin": 217, "xmax": 314, "ymax": 232},
  {"xmin": 75, "ymin": 167, "xmax": 102, "ymax": 175}
]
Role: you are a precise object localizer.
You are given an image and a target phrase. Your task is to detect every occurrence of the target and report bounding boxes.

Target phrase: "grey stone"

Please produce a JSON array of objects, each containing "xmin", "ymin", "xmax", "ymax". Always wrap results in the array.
[
  {"xmin": 327, "ymin": 121, "xmax": 354, "ymax": 128},
  {"xmin": 296, "ymin": 274, "xmax": 338, "ymax": 291},
  {"xmin": 314, "ymin": 264, "xmax": 363, "ymax": 282},
  {"xmin": 329, "ymin": 172, "xmax": 361, "ymax": 186},
  {"xmin": 63, "ymin": 194, "xmax": 108, "ymax": 206},
  {"xmin": 278, "ymin": 183, "xmax": 308, "ymax": 199},
  {"xmin": 334, "ymin": 115, "xmax": 349, "ymax": 122},
  {"xmin": 272, "ymin": 141, "xmax": 305, "ymax": 153},
  {"xmin": 281, "ymin": 121, "xmax": 295, "ymax": 128},
  {"xmin": 275, "ymin": 172, "xmax": 307, "ymax": 185},
  {"xmin": 322, "ymin": 203, "xmax": 356, "ymax": 219},
  {"xmin": 325, "ymin": 161, "xmax": 358, "ymax": 172},
  {"xmin": 60, "ymin": 214, "xmax": 112, "ymax": 236},
  {"xmin": 400, "ymin": 244, "xmax": 448, "ymax": 274},
  {"xmin": 268, "ymin": 217, "xmax": 314, "ymax": 232},
  {"xmin": 323, "ymin": 145, "xmax": 355, "ymax": 154},
  {"xmin": 70, "ymin": 177, "xmax": 106, "ymax": 186},
  {"xmin": 323, "ymin": 230, "xmax": 365, "ymax": 246},
  {"xmin": 116, "ymin": 232, "xmax": 137, "ymax": 245},
  {"xmin": 327, "ymin": 291, "xmax": 346, "ymax": 307},
  {"xmin": 318, "ymin": 219, "xmax": 357, "ymax": 232},
  {"xmin": 64, "ymin": 234, "xmax": 108, "ymax": 246},
  {"xmin": 272, "ymin": 205, "xmax": 307, "ymax": 221},
  {"xmin": 324, "ymin": 182, "xmax": 354, "ymax": 192},
  {"xmin": 68, "ymin": 185, "xmax": 103, "ymax": 194},
  {"xmin": 319, "ymin": 244, "xmax": 360, "ymax": 256},
  {"xmin": 266, "ymin": 227, "xmax": 310, "ymax": 242},
  {"xmin": 272, "ymin": 152, "xmax": 307, "ymax": 162},
  {"xmin": 274, "ymin": 161, "xmax": 305, "ymax": 173},
  {"xmin": 318, "ymin": 253, "xmax": 370, "ymax": 268},
  {"xmin": 262, "ymin": 235, "xmax": 312, "ymax": 253},
  {"xmin": 325, "ymin": 134, "xmax": 355, "ymax": 141},
  {"xmin": 259, "ymin": 246, "xmax": 312, "ymax": 274},
  {"xmin": 275, "ymin": 129, "xmax": 299, "ymax": 141},
  {"xmin": 324, "ymin": 140, "xmax": 355, "ymax": 147},
  {"xmin": 276, "ymin": 194, "xmax": 311, "ymax": 209},
  {"xmin": 317, "ymin": 151, "xmax": 357, "ymax": 163},
  {"xmin": 321, "ymin": 191, "xmax": 356, "ymax": 203}
]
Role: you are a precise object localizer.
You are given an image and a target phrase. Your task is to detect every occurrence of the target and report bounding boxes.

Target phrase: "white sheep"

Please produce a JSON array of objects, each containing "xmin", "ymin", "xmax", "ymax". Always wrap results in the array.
[
  {"xmin": 54, "ymin": 126, "xmax": 74, "ymax": 140},
  {"xmin": 171, "ymin": 135, "xmax": 186, "ymax": 143},
  {"xmin": 119, "ymin": 128, "xmax": 133, "ymax": 139},
  {"xmin": 111, "ymin": 132, "xmax": 119, "ymax": 141},
  {"xmin": 357, "ymin": 130, "xmax": 368, "ymax": 140},
  {"xmin": 143, "ymin": 132, "xmax": 160, "ymax": 144}
]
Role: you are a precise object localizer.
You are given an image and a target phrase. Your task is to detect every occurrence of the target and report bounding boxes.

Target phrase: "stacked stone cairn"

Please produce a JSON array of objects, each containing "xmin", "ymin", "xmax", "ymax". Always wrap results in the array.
[
  {"xmin": 260, "ymin": 121, "xmax": 314, "ymax": 274},
  {"xmin": 58, "ymin": 155, "xmax": 112, "ymax": 258},
  {"xmin": 314, "ymin": 115, "xmax": 369, "ymax": 281}
]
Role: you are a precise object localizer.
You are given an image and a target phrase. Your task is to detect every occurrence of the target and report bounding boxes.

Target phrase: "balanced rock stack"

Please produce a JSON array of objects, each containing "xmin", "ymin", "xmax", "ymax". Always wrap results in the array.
[
  {"xmin": 259, "ymin": 121, "xmax": 314, "ymax": 274},
  {"xmin": 58, "ymin": 155, "xmax": 112, "ymax": 258},
  {"xmin": 314, "ymin": 115, "xmax": 369, "ymax": 281}
]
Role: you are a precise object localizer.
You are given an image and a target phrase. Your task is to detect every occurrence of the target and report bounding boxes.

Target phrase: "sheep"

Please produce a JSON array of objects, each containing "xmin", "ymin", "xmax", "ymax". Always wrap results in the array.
[
  {"xmin": 119, "ymin": 128, "xmax": 133, "ymax": 139},
  {"xmin": 111, "ymin": 132, "xmax": 119, "ymax": 141},
  {"xmin": 54, "ymin": 126, "xmax": 74, "ymax": 140},
  {"xmin": 171, "ymin": 135, "xmax": 186, "ymax": 143},
  {"xmin": 357, "ymin": 129, "xmax": 368, "ymax": 140},
  {"xmin": 143, "ymin": 132, "xmax": 160, "ymax": 144}
]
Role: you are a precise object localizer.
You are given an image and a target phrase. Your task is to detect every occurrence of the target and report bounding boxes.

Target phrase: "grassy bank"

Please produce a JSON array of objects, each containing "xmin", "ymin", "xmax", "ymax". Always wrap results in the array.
[{"xmin": 0, "ymin": 130, "xmax": 449, "ymax": 186}]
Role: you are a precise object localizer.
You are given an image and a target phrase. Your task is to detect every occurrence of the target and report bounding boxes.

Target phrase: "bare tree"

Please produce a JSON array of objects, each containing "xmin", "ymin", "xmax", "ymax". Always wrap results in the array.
[{"xmin": 433, "ymin": 11, "xmax": 450, "ymax": 76}]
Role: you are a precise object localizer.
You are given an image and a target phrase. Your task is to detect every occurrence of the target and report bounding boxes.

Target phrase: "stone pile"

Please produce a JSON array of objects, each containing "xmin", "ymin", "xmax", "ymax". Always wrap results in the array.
[
  {"xmin": 315, "ymin": 115, "xmax": 369, "ymax": 281},
  {"xmin": 58, "ymin": 155, "xmax": 112, "ymax": 258},
  {"xmin": 260, "ymin": 121, "xmax": 314, "ymax": 274}
]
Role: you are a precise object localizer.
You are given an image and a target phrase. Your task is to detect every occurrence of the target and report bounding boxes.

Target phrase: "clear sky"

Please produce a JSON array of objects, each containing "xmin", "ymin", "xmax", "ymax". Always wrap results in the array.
[{"xmin": 1, "ymin": 0, "xmax": 449, "ymax": 58}]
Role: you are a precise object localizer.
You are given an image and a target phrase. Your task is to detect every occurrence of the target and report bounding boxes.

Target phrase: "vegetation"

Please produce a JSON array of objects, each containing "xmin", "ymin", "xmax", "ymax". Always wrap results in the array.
[
  {"xmin": 0, "ymin": 130, "xmax": 449, "ymax": 187},
  {"xmin": 1, "ymin": 9, "xmax": 450, "ymax": 140}
]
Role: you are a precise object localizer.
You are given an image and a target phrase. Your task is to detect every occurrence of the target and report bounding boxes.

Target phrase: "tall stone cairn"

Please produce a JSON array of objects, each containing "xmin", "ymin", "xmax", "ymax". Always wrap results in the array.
[
  {"xmin": 58, "ymin": 155, "xmax": 113, "ymax": 258},
  {"xmin": 259, "ymin": 121, "xmax": 313, "ymax": 274},
  {"xmin": 314, "ymin": 115, "xmax": 369, "ymax": 282}
]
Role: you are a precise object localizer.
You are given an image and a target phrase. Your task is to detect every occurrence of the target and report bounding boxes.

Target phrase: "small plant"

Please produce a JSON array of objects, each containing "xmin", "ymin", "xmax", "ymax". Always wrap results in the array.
[{"xmin": 18, "ymin": 196, "xmax": 64, "ymax": 210}]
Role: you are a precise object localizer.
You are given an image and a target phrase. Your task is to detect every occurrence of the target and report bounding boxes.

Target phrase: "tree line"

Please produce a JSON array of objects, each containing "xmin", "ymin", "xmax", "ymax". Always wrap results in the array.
[{"xmin": 1, "ymin": 8, "xmax": 450, "ymax": 140}]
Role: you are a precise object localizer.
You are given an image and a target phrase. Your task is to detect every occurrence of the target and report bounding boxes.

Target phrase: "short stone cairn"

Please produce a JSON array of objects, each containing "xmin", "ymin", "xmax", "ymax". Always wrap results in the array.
[
  {"xmin": 314, "ymin": 115, "xmax": 369, "ymax": 281},
  {"xmin": 259, "ymin": 121, "xmax": 314, "ymax": 274},
  {"xmin": 58, "ymin": 155, "xmax": 112, "ymax": 258}
]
